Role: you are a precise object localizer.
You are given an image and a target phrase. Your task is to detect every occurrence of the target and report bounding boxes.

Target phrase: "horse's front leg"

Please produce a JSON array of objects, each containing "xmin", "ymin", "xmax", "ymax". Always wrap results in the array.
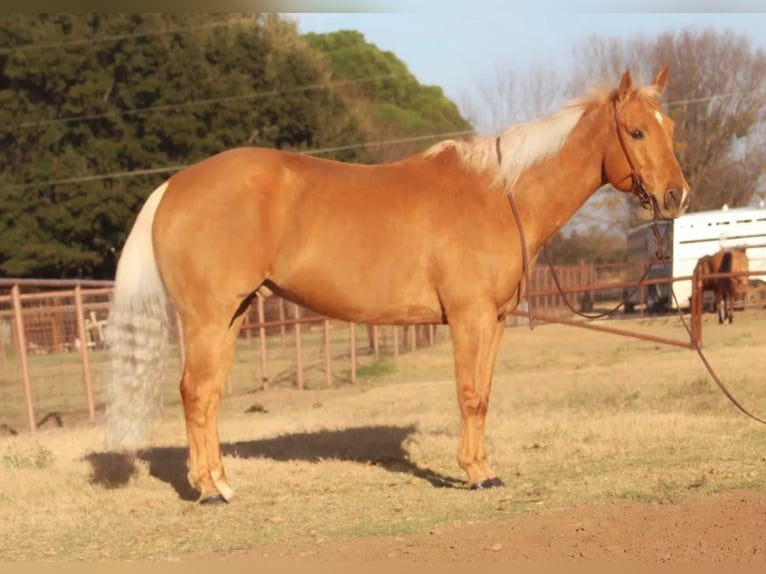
[
  {"xmin": 474, "ymin": 319, "xmax": 506, "ymax": 488},
  {"xmin": 716, "ymin": 293, "xmax": 724, "ymax": 324},
  {"xmin": 449, "ymin": 307, "xmax": 506, "ymax": 489},
  {"xmin": 727, "ymin": 294, "xmax": 734, "ymax": 324}
]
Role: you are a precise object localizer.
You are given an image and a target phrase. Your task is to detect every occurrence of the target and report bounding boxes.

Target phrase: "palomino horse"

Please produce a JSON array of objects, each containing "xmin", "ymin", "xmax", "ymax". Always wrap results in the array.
[
  {"xmin": 108, "ymin": 68, "xmax": 689, "ymax": 504},
  {"xmin": 695, "ymin": 248, "xmax": 749, "ymax": 324}
]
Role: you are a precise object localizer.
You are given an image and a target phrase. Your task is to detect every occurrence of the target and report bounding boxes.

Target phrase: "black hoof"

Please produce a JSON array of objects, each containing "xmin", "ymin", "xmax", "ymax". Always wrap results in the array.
[
  {"xmin": 199, "ymin": 494, "xmax": 228, "ymax": 505},
  {"xmin": 470, "ymin": 477, "xmax": 505, "ymax": 490}
]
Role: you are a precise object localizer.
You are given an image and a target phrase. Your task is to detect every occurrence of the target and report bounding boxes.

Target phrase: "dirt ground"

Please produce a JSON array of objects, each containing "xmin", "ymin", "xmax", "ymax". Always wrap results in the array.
[{"xmin": 215, "ymin": 489, "xmax": 766, "ymax": 562}]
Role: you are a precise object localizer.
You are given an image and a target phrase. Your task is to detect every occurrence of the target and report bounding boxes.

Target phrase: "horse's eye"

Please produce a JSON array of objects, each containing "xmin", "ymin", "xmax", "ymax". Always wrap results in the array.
[{"xmin": 630, "ymin": 129, "xmax": 644, "ymax": 140}]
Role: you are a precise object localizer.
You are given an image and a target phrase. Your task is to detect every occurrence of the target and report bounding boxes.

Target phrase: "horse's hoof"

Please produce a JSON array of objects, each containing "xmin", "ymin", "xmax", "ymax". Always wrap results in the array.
[
  {"xmin": 199, "ymin": 494, "xmax": 228, "ymax": 505},
  {"xmin": 470, "ymin": 477, "xmax": 505, "ymax": 490}
]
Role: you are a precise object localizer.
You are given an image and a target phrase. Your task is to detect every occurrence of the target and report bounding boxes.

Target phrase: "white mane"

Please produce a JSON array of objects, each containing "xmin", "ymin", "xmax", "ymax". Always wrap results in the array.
[{"xmin": 425, "ymin": 99, "xmax": 590, "ymax": 193}]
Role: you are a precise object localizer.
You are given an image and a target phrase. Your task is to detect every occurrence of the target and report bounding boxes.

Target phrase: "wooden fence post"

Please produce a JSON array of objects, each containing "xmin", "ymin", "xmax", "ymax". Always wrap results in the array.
[
  {"xmin": 278, "ymin": 298, "xmax": 287, "ymax": 352},
  {"xmin": 11, "ymin": 285, "xmax": 35, "ymax": 432},
  {"xmin": 323, "ymin": 319, "xmax": 332, "ymax": 388},
  {"xmin": 257, "ymin": 296, "xmax": 268, "ymax": 391},
  {"xmin": 393, "ymin": 325, "xmax": 399, "ymax": 357},
  {"xmin": 74, "ymin": 286, "xmax": 96, "ymax": 421},
  {"xmin": 349, "ymin": 323, "xmax": 356, "ymax": 384},
  {"xmin": 0, "ymin": 314, "xmax": 6, "ymax": 362},
  {"xmin": 294, "ymin": 303, "xmax": 303, "ymax": 390},
  {"xmin": 373, "ymin": 325, "xmax": 380, "ymax": 360},
  {"xmin": 691, "ymin": 265, "xmax": 703, "ymax": 349}
]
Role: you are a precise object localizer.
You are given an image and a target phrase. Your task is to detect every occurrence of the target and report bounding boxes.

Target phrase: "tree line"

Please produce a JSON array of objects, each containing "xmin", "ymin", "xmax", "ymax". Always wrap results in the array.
[{"xmin": 0, "ymin": 14, "xmax": 470, "ymax": 279}]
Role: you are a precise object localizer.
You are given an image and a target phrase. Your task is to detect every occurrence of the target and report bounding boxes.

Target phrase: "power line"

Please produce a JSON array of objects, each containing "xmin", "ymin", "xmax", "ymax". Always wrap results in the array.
[
  {"xmin": 3, "ymin": 74, "xmax": 401, "ymax": 131},
  {"xmin": 303, "ymin": 130, "xmax": 475, "ymax": 155},
  {"xmin": 5, "ymin": 130, "xmax": 477, "ymax": 190},
  {"xmin": 6, "ymin": 90, "xmax": 763, "ymax": 190},
  {"xmin": 6, "ymin": 80, "xmax": 758, "ymax": 132},
  {"xmin": 666, "ymin": 89, "xmax": 766, "ymax": 107},
  {"xmin": 0, "ymin": 18, "xmax": 253, "ymax": 55}
]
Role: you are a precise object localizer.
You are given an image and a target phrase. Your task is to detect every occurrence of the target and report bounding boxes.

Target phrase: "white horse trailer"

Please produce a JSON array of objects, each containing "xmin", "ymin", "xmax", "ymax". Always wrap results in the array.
[{"xmin": 625, "ymin": 206, "xmax": 766, "ymax": 312}]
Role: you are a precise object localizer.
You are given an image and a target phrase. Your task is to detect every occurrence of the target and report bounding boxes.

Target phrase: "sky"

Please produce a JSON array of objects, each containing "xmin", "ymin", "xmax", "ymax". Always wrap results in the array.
[{"xmin": 291, "ymin": 7, "xmax": 766, "ymax": 130}]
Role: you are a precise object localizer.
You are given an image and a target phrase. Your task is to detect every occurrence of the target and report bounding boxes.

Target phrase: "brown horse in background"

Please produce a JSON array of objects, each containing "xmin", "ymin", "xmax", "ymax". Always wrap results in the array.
[
  {"xmin": 107, "ymin": 68, "xmax": 689, "ymax": 504},
  {"xmin": 695, "ymin": 248, "xmax": 749, "ymax": 324}
]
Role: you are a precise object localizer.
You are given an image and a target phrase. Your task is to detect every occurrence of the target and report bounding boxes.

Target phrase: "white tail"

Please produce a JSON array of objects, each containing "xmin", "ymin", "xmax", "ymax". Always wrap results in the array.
[{"xmin": 106, "ymin": 181, "xmax": 171, "ymax": 450}]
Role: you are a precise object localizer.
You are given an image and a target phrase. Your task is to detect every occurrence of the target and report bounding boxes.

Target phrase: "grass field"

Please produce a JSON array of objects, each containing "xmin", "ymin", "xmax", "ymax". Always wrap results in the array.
[{"xmin": 1, "ymin": 310, "xmax": 765, "ymax": 560}]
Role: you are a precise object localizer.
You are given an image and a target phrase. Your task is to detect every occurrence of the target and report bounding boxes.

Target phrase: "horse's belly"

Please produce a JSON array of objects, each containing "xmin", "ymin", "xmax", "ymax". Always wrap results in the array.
[{"xmin": 266, "ymin": 273, "xmax": 444, "ymax": 325}]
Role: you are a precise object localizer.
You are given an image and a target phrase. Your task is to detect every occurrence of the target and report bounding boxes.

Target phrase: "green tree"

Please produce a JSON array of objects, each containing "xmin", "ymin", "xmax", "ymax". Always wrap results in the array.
[
  {"xmin": 544, "ymin": 228, "xmax": 627, "ymax": 265},
  {"xmin": 0, "ymin": 14, "xmax": 368, "ymax": 278},
  {"xmin": 304, "ymin": 30, "xmax": 473, "ymax": 161}
]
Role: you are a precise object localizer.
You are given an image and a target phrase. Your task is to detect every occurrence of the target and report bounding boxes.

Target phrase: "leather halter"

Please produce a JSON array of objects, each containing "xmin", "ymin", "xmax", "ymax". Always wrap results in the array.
[{"xmin": 612, "ymin": 98, "xmax": 658, "ymax": 217}]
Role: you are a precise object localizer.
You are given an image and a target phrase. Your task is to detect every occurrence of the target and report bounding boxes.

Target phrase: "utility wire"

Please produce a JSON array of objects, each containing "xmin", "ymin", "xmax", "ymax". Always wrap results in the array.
[
  {"xmin": 4, "ymin": 81, "xmax": 760, "ymax": 132},
  {"xmin": 3, "ymin": 74, "xmax": 762, "ymax": 189},
  {"xmin": 5, "ymin": 130, "xmax": 477, "ymax": 190},
  {"xmin": 0, "ymin": 18, "xmax": 253, "ymax": 55},
  {"xmin": 3, "ymin": 74, "xmax": 400, "ymax": 131}
]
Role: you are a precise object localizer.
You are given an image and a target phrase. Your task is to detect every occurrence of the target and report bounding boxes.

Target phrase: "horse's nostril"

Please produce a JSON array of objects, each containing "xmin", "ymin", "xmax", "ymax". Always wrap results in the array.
[{"xmin": 665, "ymin": 188, "xmax": 681, "ymax": 211}]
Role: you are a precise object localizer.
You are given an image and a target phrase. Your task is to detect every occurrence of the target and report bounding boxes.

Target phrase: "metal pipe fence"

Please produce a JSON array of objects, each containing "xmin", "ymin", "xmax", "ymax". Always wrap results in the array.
[
  {"xmin": 0, "ymin": 280, "xmax": 444, "ymax": 434},
  {"xmin": 2, "ymin": 262, "xmax": 762, "ymax": 435}
]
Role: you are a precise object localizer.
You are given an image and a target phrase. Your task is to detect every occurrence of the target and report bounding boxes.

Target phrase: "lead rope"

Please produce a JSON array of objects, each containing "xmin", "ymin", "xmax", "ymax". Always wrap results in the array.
[
  {"xmin": 497, "ymin": 136, "xmax": 534, "ymax": 330},
  {"xmin": 613, "ymin": 101, "xmax": 766, "ymax": 426},
  {"xmin": 540, "ymin": 217, "xmax": 671, "ymax": 320},
  {"xmin": 665, "ymin": 257, "xmax": 766, "ymax": 425}
]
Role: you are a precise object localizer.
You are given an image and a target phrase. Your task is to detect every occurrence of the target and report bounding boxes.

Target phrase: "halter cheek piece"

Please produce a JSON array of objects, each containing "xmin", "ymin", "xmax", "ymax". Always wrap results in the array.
[
  {"xmin": 612, "ymin": 98, "xmax": 658, "ymax": 216},
  {"xmin": 612, "ymin": 98, "xmax": 669, "ymax": 258}
]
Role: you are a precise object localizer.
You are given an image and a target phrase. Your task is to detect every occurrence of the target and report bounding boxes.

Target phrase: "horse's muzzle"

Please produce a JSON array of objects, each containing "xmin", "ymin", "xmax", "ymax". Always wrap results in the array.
[{"xmin": 664, "ymin": 187, "xmax": 690, "ymax": 216}]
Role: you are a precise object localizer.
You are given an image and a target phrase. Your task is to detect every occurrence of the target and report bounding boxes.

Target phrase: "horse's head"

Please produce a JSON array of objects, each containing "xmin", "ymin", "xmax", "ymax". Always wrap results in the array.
[{"xmin": 603, "ymin": 67, "xmax": 690, "ymax": 220}]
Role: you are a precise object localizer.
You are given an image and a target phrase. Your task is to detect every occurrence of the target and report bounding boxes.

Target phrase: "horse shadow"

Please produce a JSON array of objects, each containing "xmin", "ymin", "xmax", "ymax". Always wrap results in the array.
[{"xmin": 84, "ymin": 425, "xmax": 464, "ymax": 501}]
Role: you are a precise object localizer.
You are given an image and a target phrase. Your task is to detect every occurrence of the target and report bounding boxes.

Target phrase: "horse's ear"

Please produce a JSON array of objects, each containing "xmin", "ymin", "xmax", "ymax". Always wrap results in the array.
[
  {"xmin": 653, "ymin": 66, "xmax": 669, "ymax": 95},
  {"xmin": 617, "ymin": 70, "xmax": 633, "ymax": 102}
]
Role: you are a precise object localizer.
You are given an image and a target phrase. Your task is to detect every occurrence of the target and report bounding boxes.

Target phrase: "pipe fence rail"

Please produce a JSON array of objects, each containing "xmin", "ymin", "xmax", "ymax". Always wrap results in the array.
[
  {"xmin": 1, "ymin": 262, "xmax": 763, "ymax": 434},
  {"xmin": 0, "ymin": 280, "xmax": 443, "ymax": 434}
]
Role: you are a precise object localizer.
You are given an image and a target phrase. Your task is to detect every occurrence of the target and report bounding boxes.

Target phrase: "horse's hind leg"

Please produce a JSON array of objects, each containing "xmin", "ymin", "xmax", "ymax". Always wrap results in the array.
[{"xmin": 179, "ymin": 308, "xmax": 246, "ymax": 504}]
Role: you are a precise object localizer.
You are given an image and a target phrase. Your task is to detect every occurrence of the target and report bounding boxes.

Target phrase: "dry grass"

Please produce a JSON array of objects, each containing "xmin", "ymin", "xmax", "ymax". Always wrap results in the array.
[
  {"xmin": 1, "ymin": 310, "xmax": 766, "ymax": 560},
  {"xmin": 0, "ymin": 322, "xmax": 413, "ymax": 427}
]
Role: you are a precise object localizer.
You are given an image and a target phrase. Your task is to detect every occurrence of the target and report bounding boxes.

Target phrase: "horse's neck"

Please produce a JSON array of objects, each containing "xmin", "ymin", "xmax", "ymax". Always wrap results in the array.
[{"xmin": 513, "ymin": 102, "xmax": 612, "ymax": 256}]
